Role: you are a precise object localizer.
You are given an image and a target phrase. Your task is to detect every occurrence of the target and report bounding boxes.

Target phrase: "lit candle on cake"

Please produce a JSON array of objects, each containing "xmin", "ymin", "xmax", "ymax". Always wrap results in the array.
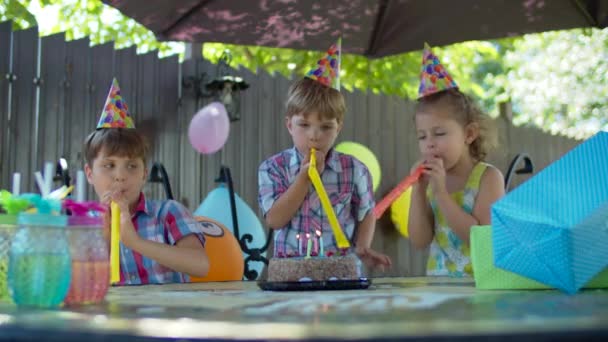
[
  {"xmin": 316, "ymin": 229, "xmax": 324, "ymax": 257},
  {"xmin": 305, "ymin": 233, "xmax": 312, "ymax": 259},
  {"xmin": 296, "ymin": 233, "xmax": 301, "ymax": 256},
  {"xmin": 312, "ymin": 230, "xmax": 318, "ymax": 255}
]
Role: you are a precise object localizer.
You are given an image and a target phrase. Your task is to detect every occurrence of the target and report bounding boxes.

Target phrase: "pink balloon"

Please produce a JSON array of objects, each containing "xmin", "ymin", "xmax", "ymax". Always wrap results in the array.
[{"xmin": 188, "ymin": 102, "xmax": 230, "ymax": 154}]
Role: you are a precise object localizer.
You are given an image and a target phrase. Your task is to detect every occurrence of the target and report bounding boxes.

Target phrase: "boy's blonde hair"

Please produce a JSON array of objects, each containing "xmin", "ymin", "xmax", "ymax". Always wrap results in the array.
[
  {"xmin": 83, "ymin": 128, "xmax": 149, "ymax": 166},
  {"xmin": 286, "ymin": 78, "xmax": 346, "ymax": 123},
  {"xmin": 415, "ymin": 89, "xmax": 497, "ymax": 161}
]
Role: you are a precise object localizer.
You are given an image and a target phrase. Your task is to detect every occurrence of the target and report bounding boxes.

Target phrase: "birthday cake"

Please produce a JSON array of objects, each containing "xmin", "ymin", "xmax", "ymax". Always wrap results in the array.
[{"xmin": 267, "ymin": 254, "xmax": 361, "ymax": 282}]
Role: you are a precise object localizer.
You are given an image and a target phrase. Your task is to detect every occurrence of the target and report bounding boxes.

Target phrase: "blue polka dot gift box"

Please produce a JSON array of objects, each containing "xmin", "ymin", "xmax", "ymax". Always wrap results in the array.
[{"xmin": 491, "ymin": 131, "xmax": 608, "ymax": 294}]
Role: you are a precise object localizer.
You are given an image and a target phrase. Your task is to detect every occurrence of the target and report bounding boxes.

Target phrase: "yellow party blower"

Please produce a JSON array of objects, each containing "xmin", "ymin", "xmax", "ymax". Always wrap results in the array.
[{"xmin": 308, "ymin": 148, "xmax": 350, "ymax": 249}]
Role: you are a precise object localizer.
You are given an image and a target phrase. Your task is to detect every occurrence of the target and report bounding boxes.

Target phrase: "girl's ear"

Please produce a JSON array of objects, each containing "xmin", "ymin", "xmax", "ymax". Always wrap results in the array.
[{"xmin": 465, "ymin": 122, "xmax": 480, "ymax": 145}]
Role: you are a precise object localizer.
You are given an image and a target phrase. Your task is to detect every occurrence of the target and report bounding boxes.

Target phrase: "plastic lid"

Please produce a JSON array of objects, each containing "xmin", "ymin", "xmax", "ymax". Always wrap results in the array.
[
  {"xmin": 68, "ymin": 215, "xmax": 103, "ymax": 227},
  {"xmin": 18, "ymin": 213, "xmax": 68, "ymax": 227},
  {"xmin": 0, "ymin": 214, "xmax": 18, "ymax": 225},
  {"xmin": 63, "ymin": 199, "xmax": 106, "ymax": 227}
]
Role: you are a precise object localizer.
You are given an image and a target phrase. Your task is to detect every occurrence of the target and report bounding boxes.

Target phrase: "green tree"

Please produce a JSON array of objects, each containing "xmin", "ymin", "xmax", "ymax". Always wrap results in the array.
[
  {"xmin": 0, "ymin": 0, "xmax": 37, "ymax": 29},
  {"xmin": 2, "ymin": 0, "xmax": 607, "ymax": 138},
  {"xmin": 492, "ymin": 28, "xmax": 608, "ymax": 138},
  {"xmin": 203, "ymin": 41, "xmax": 504, "ymax": 105},
  {"xmin": 1, "ymin": 0, "xmax": 179, "ymax": 55}
]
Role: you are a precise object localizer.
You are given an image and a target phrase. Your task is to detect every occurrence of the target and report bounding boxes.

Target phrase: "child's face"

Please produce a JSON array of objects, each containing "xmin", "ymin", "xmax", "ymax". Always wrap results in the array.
[
  {"xmin": 286, "ymin": 112, "xmax": 342, "ymax": 156},
  {"xmin": 415, "ymin": 105, "xmax": 477, "ymax": 170},
  {"xmin": 85, "ymin": 148, "xmax": 147, "ymax": 208}
]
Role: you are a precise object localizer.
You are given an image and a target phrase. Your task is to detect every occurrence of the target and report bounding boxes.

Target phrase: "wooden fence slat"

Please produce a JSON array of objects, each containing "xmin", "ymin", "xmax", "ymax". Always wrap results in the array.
[
  {"xmin": 238, "ymin": 67, "xmax": 259, "ymax": 206},
  {"xmin": 0, "ymin": 21, "xmax": 13, "ymax": 188},
  {"xmin": 177, "ymin": 58, "xmax": 201, "ymax": 209},
  {"xmin": 137, "ymin": 50, "xmax": 160, "ymax": 200},
  {"xmin": 12, "ymin": 27, "xmax": 39, "ymax": 193},
  {"xmin": 64, "ymin": 37, "xmax": 89, "ymax": 180},
  {"xmin": 77, "ymin": 42, "xmax": 114, "ymax": 200},
  {"xmin": 155, "ymin": 54, "xmax": 179, "ymax": 202},
  {"xmin": 113, "ymin": 46, "xmax": 137, "ymax": 120},
  {"xmin": 38, "ymin": 33, "xmax": 66, "ymax": 185},
  {"xmin": 198, "ymin": 58, "xmax": 221, "ymax": 204},
  {"xmin": 276, "ymin": 75, "xmax": 291, "ymax": 150}
]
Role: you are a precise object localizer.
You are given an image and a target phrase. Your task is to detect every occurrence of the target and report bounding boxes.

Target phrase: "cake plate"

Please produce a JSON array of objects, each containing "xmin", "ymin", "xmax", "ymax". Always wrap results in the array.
[{"xmin": 257, "ymin": 278, "xmax": 371, "ymax": 291}]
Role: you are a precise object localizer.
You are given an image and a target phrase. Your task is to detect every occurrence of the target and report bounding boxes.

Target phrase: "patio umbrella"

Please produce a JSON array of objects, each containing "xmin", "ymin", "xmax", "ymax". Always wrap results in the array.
[{"xmin": 102, "ymin": 0, "xmax": 607, "ymax": 58}]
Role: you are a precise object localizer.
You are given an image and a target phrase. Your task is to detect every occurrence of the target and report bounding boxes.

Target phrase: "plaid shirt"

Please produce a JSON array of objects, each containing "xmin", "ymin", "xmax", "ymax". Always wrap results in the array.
[
  {"xmin": 117, "ymin": 193, "xmax": 205, "ymax": 285},
  {"xmin": 258, "ymin": 147, "xmax": 374, "ymax": 257}
]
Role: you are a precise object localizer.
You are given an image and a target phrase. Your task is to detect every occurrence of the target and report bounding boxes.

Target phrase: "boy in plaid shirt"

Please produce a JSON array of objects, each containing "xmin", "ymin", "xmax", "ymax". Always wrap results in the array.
[
  {"xmin": 258, "ymin": 41, "xmax": 390, "ymax": 270},
  {"xmin": 84, "ymin": 79, "xmax": 209, "ymax": 285}
]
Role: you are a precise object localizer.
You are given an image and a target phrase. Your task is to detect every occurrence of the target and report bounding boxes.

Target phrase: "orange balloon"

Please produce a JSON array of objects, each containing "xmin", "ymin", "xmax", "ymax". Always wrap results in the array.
[{"xmin": 190, "ymin": 216, "xmax": 244, "ymax": 282}]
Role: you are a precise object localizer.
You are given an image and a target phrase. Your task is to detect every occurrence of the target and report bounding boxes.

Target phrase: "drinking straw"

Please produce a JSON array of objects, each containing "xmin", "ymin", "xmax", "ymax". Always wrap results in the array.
[
  {"xmin": 12, "ymin": 173, "xmax": 20, "ymax": 196},
  {"xmin": 48, "ymin": 185, "xmax": 73, "ymax": 200},
  {"xmin": 75, "ymin": 170, "xmax": 85, "ymax": 203},
  {"xmin": 43, "ymin": 162, "xmax": 54, "ymax": 198},
  {"xmin": 34, "ymin": 172, "xmax": 47, "ymax": 197}
]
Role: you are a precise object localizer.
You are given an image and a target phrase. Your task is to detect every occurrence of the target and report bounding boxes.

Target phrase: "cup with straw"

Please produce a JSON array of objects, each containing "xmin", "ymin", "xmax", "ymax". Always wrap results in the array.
[
  {"xmin": 7, "ymin": 163, "xmax": 71, "ymax": 308},
  {"xmin": 0, "ymin": 173, "xmax": 30, "ymax": 301},
  {"xmin": 63, "ymin": 170, "xmax": 110, "ymax": 304}
]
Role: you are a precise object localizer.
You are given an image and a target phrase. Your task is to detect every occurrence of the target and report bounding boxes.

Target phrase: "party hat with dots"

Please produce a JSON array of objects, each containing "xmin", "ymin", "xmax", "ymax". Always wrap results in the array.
[
  {"xmin": 97, "ymin": 78, "xmax": 135, "ymax": 129},
  {"xmin": 418, "ymin": 43, "xmax": 458, "ymax": 98},
  {"xmin": 305, "ymin": 38, "xmax": 341, "ymax": 90}
]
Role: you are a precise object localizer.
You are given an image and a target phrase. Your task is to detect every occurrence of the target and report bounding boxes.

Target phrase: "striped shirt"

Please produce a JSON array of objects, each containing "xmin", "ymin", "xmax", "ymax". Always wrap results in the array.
[
  {"xmin": 258, "ymin": 147, "xmax": 374, "ymax": 257},
  {"xmin": 117, "ymin": 193, "xmax": 205, "ymax": 285}
]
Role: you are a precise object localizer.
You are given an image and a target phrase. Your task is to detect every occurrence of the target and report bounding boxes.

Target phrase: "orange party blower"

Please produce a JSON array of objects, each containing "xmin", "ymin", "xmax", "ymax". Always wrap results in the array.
[{"xmin": 373, "ymin": 165, "xmax": 424, "ymax": 219}]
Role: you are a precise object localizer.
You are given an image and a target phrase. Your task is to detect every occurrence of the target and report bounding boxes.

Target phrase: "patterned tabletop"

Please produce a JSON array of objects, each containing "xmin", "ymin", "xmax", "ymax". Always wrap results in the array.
[{"xmin": 0, "ymin": 277, "xmax": 607, "ymax": 341}]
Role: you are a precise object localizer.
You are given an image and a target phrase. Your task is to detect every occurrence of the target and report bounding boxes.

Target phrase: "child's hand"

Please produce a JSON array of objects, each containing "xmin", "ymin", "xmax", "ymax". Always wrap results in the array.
[
  {"xmin": 108, "ymin": 188, "xmax": 141, "ymax": 250},
  {"xmin": 301, "ymin": 149, "xmax": 326, "ymax": 175},
  {"xmin": 411, "ymin": 159, "xmax": 429, "ymax": 190},
  {"xmin": 356, "ymin": 246, "xmax": 392, "ymax": 272},
  {"xmin": 422, "ymin": 157, "xmax": 447, "ymax": 196},
  {"xmin": 100, "ymin": 190, "xmax": 113, "ymax": 206}
]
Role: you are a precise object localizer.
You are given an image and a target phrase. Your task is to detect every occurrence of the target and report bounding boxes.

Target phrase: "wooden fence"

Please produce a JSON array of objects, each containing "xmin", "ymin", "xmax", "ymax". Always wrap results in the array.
[{"xmin": 0, "ymin": 22, "xmax": 580, "ymax": 277}]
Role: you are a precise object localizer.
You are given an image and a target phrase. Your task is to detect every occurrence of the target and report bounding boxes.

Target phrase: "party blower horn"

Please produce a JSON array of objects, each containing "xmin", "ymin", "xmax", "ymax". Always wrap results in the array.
[
  {"xmin": 373, "ymin": 165, "xmax": 424, "ymax": 219},
  {"xmin": 308, "ymin": 148, "xmax": 350, "ymax": 249},
  {"xmin": 110, "ymin": 202, "xmax": 120, "ymax": 284}
]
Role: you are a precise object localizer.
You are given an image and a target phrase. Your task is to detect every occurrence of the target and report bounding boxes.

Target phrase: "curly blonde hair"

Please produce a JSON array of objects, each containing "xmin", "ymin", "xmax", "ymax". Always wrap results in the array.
[{"xmin": 415, "ymin": 89, "xmax": 497, "ymax": 161}]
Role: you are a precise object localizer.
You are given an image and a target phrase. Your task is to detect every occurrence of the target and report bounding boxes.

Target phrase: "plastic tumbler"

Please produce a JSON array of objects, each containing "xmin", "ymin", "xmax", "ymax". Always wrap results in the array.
[
  {"xmin": 64, "ymin": 214, "xmax": 109, "ymax": 305},
  {"xmin": 8, "ymin": 213, "xmax": 71, "ymax": 308},
  {"xmin": 0, "ymin": 214, "xmax": 17, "ymax": 301}
]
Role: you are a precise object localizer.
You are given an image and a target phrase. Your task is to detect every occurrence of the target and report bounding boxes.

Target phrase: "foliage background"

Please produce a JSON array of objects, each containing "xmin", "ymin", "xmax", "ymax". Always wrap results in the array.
[{"xmin": 2, "ymin": 0, "xmax": 607, "ymax": 139}]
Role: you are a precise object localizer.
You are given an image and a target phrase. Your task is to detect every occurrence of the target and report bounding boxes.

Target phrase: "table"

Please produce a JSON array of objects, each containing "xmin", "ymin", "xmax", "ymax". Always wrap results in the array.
[{"xmin": 0, "ymin": 277, "xmax": 607, "ymax": 341}]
